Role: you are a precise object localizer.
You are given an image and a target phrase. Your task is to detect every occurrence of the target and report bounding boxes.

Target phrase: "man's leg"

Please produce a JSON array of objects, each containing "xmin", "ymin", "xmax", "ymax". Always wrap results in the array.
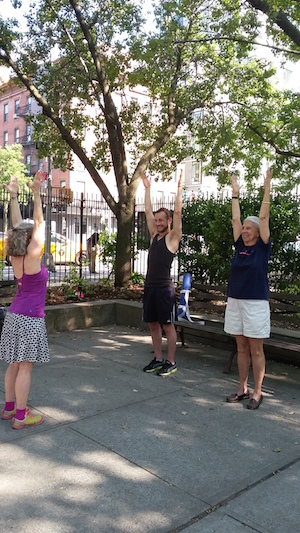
[
  {"xmin": 156, "ymin": 323, "xmax": 178, "ymax": 376},
  {"xmin": 162, "ymin": 323, "xmax": 177, "ymax": 364},
  {"xmin": 148, "ymin": 321, "xmax": 163, "ymax": 360},
  {"xmin": 143, "ymin": 322, "xmax": 165, "ymax": 372}
]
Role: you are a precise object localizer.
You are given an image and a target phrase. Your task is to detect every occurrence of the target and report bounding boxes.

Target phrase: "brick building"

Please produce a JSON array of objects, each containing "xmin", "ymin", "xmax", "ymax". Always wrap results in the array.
[
  {"xmin": 0, "ymin": 80, "xmax": 46, "ymax": 175},
  {"xmin": 0, "ymin": 80, "xmax": 71, "ymax": 191}
]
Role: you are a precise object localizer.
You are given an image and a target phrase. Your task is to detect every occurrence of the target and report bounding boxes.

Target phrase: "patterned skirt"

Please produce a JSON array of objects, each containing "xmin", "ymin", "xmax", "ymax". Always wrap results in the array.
[{"xmin": 0, "ymin": 312, "xmax": 50, "ymax": 364}]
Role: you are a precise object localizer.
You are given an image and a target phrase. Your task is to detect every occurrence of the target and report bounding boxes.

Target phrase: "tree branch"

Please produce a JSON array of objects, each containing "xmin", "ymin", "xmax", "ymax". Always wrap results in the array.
[
  {"xmin": 69, "ymin": 0, "xmax": 128, "ymax": 199},
  {"xmin": 45, "ymin": 0, "xmax": 106, "ymax": 116},
  {"xmin": 0, "ymin": 51, "xmax": 118, "ymax": 214},
  {"xmin": 131, "ymin": 120, "xmax": 182, "ymax": 188},
  {"xmin": 246, "ymin": 0, "xmax": 300, "ymax": 47},
  {"xmin": 247, "ymin": 122, "xmax": 300, "ymax": 158},
  {"xmin": 175, "ymin": 36, "xmax": 300, "ymax": 56},
  {"xmin": 168, "ymin": 44, "xmax": 182, "ymax": 125}
]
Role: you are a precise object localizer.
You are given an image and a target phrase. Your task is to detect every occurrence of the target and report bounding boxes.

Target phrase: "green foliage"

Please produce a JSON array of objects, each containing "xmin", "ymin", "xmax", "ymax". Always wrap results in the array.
[
  {"xmin": 179, "ymin": 196, "xmax": 234, "ymax": 284},
  {"xmin": 1, "ymin": 1, "xmax": 300, "ymax": 187},
  {"xmin": 179, "ymin": 193, "xmax": 300, "ymax": 291},
  {"xmin": 62, "ymin": 266, "xmax": 94, "ymax": 300},
  {"xmin": 98, "ymin": 229, "xmax": 117, "ymax": 272},
  {"xmin": 0, "ymin": 145, "xmax": 28, "ymax": 188},
  {"xmin": 268, "ymin": 194, "xmax": 300, "ymax": 291},
  {"xmin": 131, "ymin": 272, "xmax": 145, "ymax": 284},
  {"xmin": 0, "ymin": 260, "xmax": 5, "ymax": 281}
]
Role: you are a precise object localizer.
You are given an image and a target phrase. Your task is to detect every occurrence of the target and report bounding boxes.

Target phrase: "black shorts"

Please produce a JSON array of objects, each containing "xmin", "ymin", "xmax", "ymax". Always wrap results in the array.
[{"xmin": 143, "ymin": 286, "xmax": 176, "ymax": 325}]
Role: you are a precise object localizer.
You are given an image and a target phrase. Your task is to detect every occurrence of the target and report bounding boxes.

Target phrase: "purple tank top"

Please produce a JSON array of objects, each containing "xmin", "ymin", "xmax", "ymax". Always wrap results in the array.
[{"xmin": 9, "ymin": 259, "xmax": 48, "ymax": 318}]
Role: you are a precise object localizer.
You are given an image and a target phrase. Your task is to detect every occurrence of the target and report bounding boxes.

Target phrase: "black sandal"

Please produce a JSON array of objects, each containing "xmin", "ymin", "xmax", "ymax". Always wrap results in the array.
[
  {"xmin": 226, "ymin": 390, "xmax": 250, "ymax": 403},
  {"xmin": 247, "ymin": 395, "xmax": 263, "ymax": 410}
]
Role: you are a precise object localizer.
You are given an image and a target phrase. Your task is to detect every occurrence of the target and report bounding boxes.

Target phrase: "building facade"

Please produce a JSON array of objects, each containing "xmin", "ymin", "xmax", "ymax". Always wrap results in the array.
[{"xmin": 0, "ymin": 80, "xmax": 48, "ymax": 176}]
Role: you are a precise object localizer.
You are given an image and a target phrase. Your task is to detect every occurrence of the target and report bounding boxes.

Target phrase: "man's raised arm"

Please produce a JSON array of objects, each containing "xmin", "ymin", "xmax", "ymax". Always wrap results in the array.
[
  {"xmin": 141, "ymin": 171, "xmax": 156, "ymax": 238},
  {"xmin": 170, "ymin": 170, "xmax": 183, "ymax": 243}
]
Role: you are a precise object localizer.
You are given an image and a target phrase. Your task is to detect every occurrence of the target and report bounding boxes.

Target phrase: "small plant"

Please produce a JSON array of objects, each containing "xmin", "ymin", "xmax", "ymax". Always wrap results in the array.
[
  {"xmin": 131, "ymin": 272, "xmax": 145, "ymax": 284},
  {"xmin": 98, "ymin": 229, "xmax": 117, "ymax": 278},
  {"xmin": 62, "ymin": 266, "xmax": 93, "ymax": 300},
  {"xmin": 0, "ymin": 260, "xmax": 5, "ymax": 281}
]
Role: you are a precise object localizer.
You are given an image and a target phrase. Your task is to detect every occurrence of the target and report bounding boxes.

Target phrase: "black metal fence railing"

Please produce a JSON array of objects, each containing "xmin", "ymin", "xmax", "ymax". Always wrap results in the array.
[{"xmin": 0, "ymin": 188, "xmax": 178, "ymax": 287}]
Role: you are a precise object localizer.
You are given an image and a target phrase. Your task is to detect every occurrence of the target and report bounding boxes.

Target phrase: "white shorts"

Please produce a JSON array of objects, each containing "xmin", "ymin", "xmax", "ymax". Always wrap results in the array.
[{"xmin": 224, "ymin": 298, "xmax": 270, "ymax": 338}]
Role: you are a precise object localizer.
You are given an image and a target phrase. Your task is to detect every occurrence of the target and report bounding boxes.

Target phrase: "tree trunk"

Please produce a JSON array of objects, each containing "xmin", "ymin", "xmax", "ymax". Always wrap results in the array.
[{"xmin": 114, "ymin": 203, "xmax": 135, "ymax": 287}]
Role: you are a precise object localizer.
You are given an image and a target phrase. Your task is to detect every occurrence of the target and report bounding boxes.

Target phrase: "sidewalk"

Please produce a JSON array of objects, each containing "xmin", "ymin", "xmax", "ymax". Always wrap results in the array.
[{"xmin": 1, "ymin": 323, "xmax": 300, "ymax": 533}]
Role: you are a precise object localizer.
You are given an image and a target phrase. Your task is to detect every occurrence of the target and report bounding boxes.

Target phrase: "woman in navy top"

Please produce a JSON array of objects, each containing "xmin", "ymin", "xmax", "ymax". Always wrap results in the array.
[{"xmin": 225, "ymin": 169, "xmax": 272, "ymax": 410}]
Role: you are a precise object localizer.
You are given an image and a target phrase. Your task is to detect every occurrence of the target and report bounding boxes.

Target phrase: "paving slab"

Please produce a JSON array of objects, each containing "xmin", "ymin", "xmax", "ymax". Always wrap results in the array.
[
  {"xmin": 68, "ymin": 385, "xmax": 300, "ymax": 504},
  {"xmin": 0, "ymin": 425, "xmax": 204, "ymax": 533},
  {"xmin": 1, "ymin": 324, "xmax": 300, "ymax": 533}
]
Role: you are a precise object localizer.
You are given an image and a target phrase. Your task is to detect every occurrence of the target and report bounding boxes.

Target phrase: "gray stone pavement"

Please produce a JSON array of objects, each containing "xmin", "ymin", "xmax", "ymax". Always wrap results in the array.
[{"xmin": 1, "ymin": 324, "xmax": 300, "ymax": 533}]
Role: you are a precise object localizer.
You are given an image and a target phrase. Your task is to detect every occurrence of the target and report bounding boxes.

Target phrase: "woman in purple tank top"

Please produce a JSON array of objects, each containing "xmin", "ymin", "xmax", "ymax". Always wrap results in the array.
[{"xmin": 0, "ymin": 171, "xmax": 50, "ymax": 430}]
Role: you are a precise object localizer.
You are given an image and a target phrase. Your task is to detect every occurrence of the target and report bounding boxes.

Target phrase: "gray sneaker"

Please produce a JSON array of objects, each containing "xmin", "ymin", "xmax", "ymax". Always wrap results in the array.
[
  {"xmin": 143, "ymin": 358, "xmax": 164, "ymax": 373},
  {"xmin": 156, "ymin": 360, "xmax": 177, "ymax": 376}
]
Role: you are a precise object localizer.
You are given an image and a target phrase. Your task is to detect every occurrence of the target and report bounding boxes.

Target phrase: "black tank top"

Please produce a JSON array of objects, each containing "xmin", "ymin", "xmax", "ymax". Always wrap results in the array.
[{"xmin": 145, "ymin": 235, "xmax": 175, "ymax": 287}]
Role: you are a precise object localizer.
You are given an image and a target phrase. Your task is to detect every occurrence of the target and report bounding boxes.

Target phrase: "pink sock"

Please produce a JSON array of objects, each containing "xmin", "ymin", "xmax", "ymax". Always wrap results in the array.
[
  {"xmin": 15, "ymin": 408, "xmax": 26, "ymax": 421},
  {"xmin": 5, "ymin": 401, "xmax": 15, "ymax": 412}
]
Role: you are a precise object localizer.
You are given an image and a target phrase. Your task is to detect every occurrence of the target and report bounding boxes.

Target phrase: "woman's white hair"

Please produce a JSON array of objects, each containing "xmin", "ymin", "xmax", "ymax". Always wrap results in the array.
[{"xmin": 244, "ymin": 216, "xmax": 260, "ymax": 231}]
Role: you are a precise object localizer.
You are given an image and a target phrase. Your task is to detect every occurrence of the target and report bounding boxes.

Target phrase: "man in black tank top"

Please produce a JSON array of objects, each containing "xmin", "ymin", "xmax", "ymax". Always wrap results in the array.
[{"xmin": 141, "ymin": 170, "xmax": 183, "ymax": 376}]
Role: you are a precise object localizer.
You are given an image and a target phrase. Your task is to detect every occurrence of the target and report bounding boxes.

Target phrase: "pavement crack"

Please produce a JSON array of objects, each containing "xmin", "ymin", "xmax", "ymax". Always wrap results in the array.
[{"xmin": 165, "ymin": 455, "xmax": 300, "ymax": 532}]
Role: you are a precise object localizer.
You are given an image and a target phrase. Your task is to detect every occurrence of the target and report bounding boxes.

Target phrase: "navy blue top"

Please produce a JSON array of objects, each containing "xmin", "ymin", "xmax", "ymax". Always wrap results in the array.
[
  {"xmin": 227, "ymin": 235, "xmax": 271, "ymax": 300},
  {"xmin": 145, "ymin": 234, "xmax": 175, "ymax": 288}
]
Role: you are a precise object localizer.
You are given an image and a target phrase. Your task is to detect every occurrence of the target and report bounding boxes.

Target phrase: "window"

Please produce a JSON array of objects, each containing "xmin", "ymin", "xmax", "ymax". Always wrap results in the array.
[
  {"xmin": 26, "ymin": 96, "xmax": 32, "ymax": 114},
  {"xmin": 26, "ymin": 124, "xmax": 31, "ymax": 143},
  {"xmin": 14, "ymin": 128, "xmax": 19, "ymax": 144},
  {"xmin": 74, "ymin": 156, "xmax": 84, "ymax": 171},
  {"xmin": 283, "ymin": 68, "xmax": 292, "ymax": 85},
  {"xmin": 60, "ymin": 180, "xmax": 66, "ymax": 188},
  {"xmin": 25, "ymin": 154, "xmax": 31, "ymax": 174},
  {"xmin": 14, "ymin": 99, "xmax": 20, "ymax": 117},
  {"xmin": 4, "ymin": 104, "xmax": 8, "ymax": 122},
  {"xmin": 121, "ymin": 93, "xmax": 127, "ymax": 109},
  {"xmin": 192, "ymin": 109, "xmax": 204, "ymax": 124},
  {"xmin": 191, "ymin": 161, "xmax": 202, "ymax": 184},
  {"xmin": 76, "ymin": 180, "xmax": 85, "ymax": 194},
  {"xmin": 4, "ymin": 131, "xmax": 8, "ymax": 147},
  {"xmin": 38, "ymin": 159, "xmax": 44, "ymax": 170},
  {"xmin": 144, "ymin": 100, "xmax": 153, "ymax": 115}
]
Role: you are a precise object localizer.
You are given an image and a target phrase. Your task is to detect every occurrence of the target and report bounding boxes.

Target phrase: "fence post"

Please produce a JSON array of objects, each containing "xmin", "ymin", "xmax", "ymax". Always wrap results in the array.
[
  {"xmin": 131, "ymin": 200, "xmax": 136, "ymax": 275},
  {"xmin": 43, "ymin": 159, "xmax": 54, "ymax": 271},
  {"xmin": 79, "ymin": 192, "xmax": 84, "ymax": 279}
]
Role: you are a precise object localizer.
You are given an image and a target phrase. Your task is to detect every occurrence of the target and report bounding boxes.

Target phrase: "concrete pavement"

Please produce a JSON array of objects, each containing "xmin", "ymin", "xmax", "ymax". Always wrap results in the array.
[{"xmin": 1, "ymin": 323, "xmax": 300, "ymax": 533}]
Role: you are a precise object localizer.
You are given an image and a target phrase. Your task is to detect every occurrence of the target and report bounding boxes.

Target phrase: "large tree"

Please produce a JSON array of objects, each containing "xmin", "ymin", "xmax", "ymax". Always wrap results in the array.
[{"xmin": 0, "ymin": 0, "xmax": 299, "ymax": 285}]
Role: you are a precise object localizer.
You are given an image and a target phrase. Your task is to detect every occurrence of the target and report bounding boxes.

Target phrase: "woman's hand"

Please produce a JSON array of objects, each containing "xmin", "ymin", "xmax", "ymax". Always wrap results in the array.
[
  {"xmin": 141, "ymin": 171, "xmax": 151, "ymax": 189},
  {"xmin": 264, "ymin": 168, "xmax": 273, "ymax": 189},
  {"xmin": 231, "ymin": 174, "xmax": 240, "ymax": 196},
  {"xmin": 178, "ymin": 169, "xmax": 183, "ymax": 189},
  {"xmin": 27, "ymin": 170, "xmax": 44, "ymax": 195},
  {"xmin": 3, "ymin": 175, "xmax": 18, "ymax": 196}
]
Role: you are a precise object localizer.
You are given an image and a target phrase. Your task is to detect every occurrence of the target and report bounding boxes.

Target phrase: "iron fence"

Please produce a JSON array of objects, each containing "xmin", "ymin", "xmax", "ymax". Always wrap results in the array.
[{"xmin": 0, "ymin": 188, "xmax": 178, "ymax": 287}]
